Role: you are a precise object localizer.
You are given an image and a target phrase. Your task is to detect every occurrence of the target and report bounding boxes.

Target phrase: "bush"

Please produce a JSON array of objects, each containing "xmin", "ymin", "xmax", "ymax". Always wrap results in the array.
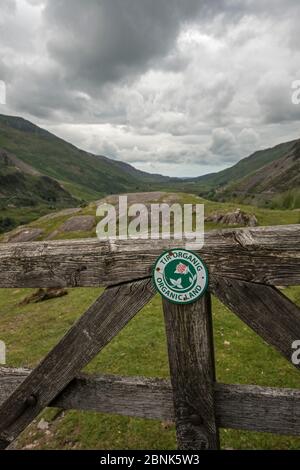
[{"xmin": 0, "ymin": 216, "xmax": 16, "ymax": 233}]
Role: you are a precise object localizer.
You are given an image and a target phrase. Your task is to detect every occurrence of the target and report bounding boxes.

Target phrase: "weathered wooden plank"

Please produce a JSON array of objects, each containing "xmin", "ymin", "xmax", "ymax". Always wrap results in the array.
[
  {"xmin": 212, "ymin": 278, "xmax": 300, "ymax": 369},
  {"xmin": 0, "ymin": 224, "xmax": 299, "ymax": 288},
  {"xmin": 215, "ymin": 382, "xmax": 300, "ymax": 435},
  {"xmin": 163, "ymin": 294, "xmax": 220, "ymax": 450},
  {"xmin": 0, "ymin": 278, "xmax": 155, "ymax": 449},
  {"xmin": 2, "ymin": 368, "xmax": 300, "ymax": 436},
  {"xmin": 0, "ymin": 369, "xmax": 174, "ymax": 422}
]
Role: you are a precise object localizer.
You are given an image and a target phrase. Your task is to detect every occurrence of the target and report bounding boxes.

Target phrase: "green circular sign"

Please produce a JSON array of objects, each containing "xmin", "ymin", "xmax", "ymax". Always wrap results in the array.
[{"xmin": 153, "ymin": 249, "xmax": 209, "ymax": 304}]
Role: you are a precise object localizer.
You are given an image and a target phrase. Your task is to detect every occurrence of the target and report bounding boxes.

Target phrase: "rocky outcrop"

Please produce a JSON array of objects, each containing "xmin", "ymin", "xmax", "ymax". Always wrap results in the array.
[
  {"xmin": 6, "ymin": 228, "xmax": 44, "ymax": 243},
  {"xmin": 205, "ymin": 208, "xmax": 258, "ymax": 227}
]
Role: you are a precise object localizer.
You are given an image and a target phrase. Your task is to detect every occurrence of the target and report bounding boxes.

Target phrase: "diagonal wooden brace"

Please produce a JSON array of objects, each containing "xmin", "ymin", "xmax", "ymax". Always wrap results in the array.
[
  {"xmin": 0, "ymin": 278, "xmax": 155, "ymax": 449},
  {"xmin": 212, "ymin": 278, "xmax": 300, "ymax": 369}
]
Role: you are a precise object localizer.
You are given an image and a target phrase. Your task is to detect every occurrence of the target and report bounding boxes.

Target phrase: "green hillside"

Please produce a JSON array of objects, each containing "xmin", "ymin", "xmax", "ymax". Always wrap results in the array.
[
  {"xmin": 0, "ymin": 114, "xmax": 171, "ymax": 202},
  {"xmin": 0, "ymin": 149, "xmax": 77, "ymax": 233},
  {"xmin": 195, "ymin": 139, "xmax": 296, "ymax": 187},
  {"xmin": 0, "ymin": 113, "xmax": 299, "ymax": 230},
  {"xmin": 171, "ymin": 139, "xmax": 299, "ymax": 202},
  {"xmin": 218, "ymin": 140, "xmax": 300, "ymax": 208}
]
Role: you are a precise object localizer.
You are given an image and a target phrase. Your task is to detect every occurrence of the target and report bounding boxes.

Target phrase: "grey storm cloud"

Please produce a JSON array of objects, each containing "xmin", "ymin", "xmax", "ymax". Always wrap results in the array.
[
  {"xmin": 1, "ymin": 0, "xmax": 300, "ymax": 176},
  {"xmin": 9, "ymin": 66, "xmax": 89, "ymax": 119},
  {"xmin": 43, "ymin": 0, "xmax": 280, "ymax": 90},
  {"xmin": 1, "ymin": 0, "xmax": 16, "ymax": 13},
  {"xmin": 43, "ymin": 0, "xmax": 216, "ymax": 88}
]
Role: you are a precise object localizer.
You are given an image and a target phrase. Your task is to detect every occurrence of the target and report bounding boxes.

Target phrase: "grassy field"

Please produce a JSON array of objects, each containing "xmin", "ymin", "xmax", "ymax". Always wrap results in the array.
[
  {"xmin": 1, "ymin": 192, "xmax": 298, "ymax": 243},
  {"xmin": 0, "ymin": 193, "xmax": 300, "ymax": 449},
  {"xmin": 1, "ymin": 191, "xmax": 299, "ymax": 240},
  {"xmin": 1, "ymin": 287, "xmax": 300, "ymax": 450}
]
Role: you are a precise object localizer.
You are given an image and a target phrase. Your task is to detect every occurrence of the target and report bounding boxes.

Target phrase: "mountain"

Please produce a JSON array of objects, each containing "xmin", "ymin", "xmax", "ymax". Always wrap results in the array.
[
  {"xmin": 0, "ymin": 148, "xmax": 78, "ymax": 233},
  {"xmin": 0, "ymin": 148, "xmax": 77, "ymax": 205},
  {"xmin": 175, "ymin": 139, "xmax": 296, "ymax": 192},
  {"xmin": 0, "ymin": 113, "xmax": 176, "ymax": 232},
  {"xmin": 173, "ymin": 138, "xmax": 300, "ymax": 208},
  {"xmin": 0, "ymin": 114, "xmax": 171, "ymax": 202},
  {"xmin": 0, "ymin": 112, "xmax": 299, "ymax": 232},
  {"xmin": 217, "ymin": 140, "xmax": 300, "ymax": 208}
]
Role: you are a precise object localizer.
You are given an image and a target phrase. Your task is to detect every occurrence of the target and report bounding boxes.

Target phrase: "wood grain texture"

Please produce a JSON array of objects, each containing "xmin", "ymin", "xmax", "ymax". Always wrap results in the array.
[
  {"xmin": 215, "ymin": 382, "xmax": 300, "ymax": 435},
  {"xmin": 0, "ymin": 278, "xmax": 155, "ymax": 449},
  {"xmin": 2, "ymin": 368, "xmax": 300, "ymax": 436},
  {"xmin": 163, "ymin": 294, "xmax": 220, "ymax": 450},
  {"xmin": 0, "ymin": 369, "xmax": 174, "ymax": 422},
  {"xmin": 212, "ymin": 278, "xmax": 300, "ymax": 368},
  {"xmin": 0, "ymin": 224, "xmax": 299, "ymax": 288}
]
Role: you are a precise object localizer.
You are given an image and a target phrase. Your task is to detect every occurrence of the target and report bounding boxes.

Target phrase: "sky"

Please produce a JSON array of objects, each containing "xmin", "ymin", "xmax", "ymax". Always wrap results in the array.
[{"xmin": 0, "ymin": 0, "xmax": 300, "ymax": 177}]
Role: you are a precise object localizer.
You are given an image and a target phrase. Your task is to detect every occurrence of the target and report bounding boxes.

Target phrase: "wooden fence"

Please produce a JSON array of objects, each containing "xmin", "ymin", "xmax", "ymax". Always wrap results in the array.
[{"xmin": 0, "ymin": 224, "xmax": 299, "ymax": 450}]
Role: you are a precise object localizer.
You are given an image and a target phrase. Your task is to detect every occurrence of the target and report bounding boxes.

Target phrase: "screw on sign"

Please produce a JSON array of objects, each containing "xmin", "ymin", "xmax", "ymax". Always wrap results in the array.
[{"xmin": 153, "ymin": 249, "xmax": 209, "ymax": 305}]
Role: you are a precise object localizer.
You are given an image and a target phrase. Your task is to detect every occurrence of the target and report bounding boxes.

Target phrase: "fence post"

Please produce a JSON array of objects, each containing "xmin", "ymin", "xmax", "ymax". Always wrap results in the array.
[{"xmin": 163, "ymin": 293, "xmax": 220, "ymax": 450}]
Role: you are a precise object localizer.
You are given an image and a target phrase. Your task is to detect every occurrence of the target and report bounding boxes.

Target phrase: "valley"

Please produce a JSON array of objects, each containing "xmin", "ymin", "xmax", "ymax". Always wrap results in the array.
[{"xmin": 0, "ymin": 113, "xmax": 299, "ymax": 235}]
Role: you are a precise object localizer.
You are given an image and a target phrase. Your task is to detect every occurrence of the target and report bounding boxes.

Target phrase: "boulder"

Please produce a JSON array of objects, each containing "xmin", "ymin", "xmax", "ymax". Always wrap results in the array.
[
  {"xmin": 57, "ymin": 215, "xmax": 95, "ymax": 233},
  {"xmin": 7, "ymin": 228, "xmax": 44, "ymax": 243},
  {"xmin": 205, "ymin": 209, "xmax": 258, "ymax": 227}
]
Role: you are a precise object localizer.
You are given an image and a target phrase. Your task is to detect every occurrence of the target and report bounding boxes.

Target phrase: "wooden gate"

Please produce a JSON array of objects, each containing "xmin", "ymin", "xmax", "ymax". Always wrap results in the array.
[{"xmin": 0, "ymin": 224, "xmax": 299, "ymax": 450}]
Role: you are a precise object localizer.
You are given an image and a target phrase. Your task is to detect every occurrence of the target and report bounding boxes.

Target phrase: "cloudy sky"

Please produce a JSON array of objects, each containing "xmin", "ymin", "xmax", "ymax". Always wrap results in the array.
[{"xmin": 0, "ymin": 0, "xmax": 300, "ymax": 176}]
